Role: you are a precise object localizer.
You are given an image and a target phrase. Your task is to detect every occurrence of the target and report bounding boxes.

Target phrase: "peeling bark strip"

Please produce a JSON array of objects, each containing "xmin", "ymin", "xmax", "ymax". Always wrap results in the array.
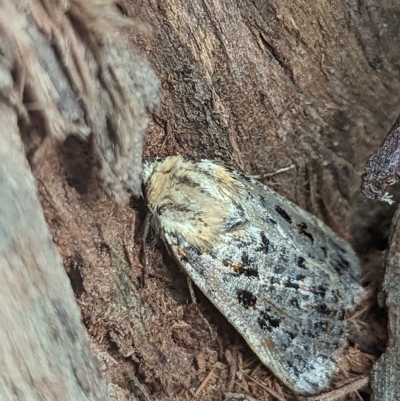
[
  {"xmin": 0, "ymin": 104, "xmax": 106, "ymax": 399},
  {"xmin": 361, "ymin": 113, "xmax": 400, "ymax": 204},
  {"xmin": 0, "ymin": 0, "xmax": 161, "ymax": 399},
  {"xmin": 371, "ymin": 206, "xmax": 400, "ymax": 401},
  {"xmin": 0, "ymin": 0, "xmax": 160, "ymax": 204}
]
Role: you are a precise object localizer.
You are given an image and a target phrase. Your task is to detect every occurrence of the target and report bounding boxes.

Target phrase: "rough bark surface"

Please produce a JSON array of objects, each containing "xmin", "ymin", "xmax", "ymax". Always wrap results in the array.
[
  {"xmin": 0, "ymin": 0, "xmax": 158, "ymax": 400},
  {"xmin": 1, "ymin": 0, "xmax": 400, "ymax": 400},
  {"xmin": 371, "ymin": 206, "xmax": 400, "ymax": 401},
  {"xmin": 0, "ymin": 0, "xmax": 160, "ymax": 203},
  {"xmin": 361, "ymin": 112, "xmax": 400, "ymax": 204},
  {"xmin": 0, "ymin": 91, "xmax": 106, "ymax": 400}
]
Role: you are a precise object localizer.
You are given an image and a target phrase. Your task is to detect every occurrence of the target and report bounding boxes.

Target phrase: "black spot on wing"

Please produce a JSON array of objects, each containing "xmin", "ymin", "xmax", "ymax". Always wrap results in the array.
[
  {"xmin": 237, "ymin": 290, "xmax": 257, "ymax": 308},
  {"xmin": 331, "ymin": 289, "xmax": 341, "ymax": 302},
  {"xmin": 242, "ymin": 267, "xmax": 259, "ymax": 278},
  {"xmin": 275, "ymin": 205, "xmax": 292, "ymax": 223},
  {"xmin": 258, "ymin": 308, "xmax": 281, "ymax": 331},
  {"xmin": 270, "ymin": 277, "xmax": 281, "ymax": 285},
  {"xmin": 334, "ymin": 255, "xmax": 351, "ymax": 275},
  {"xmin": 313, "ymin": 320, "xmax": 332, "ymax": 333},
  {"xmin": 284, "ymin": 279, "xmax": 300, "ymax": 290},
  {"xmin": 338, "ymin": 308, "xmax": 346, "ymax": 320},
  {"xmin": 297, "ymin": 223, "xmax": 314, "ymax": 243},
  {"xmin": 240, "ymin": 252, "xmax": 258, "ymax": 277},
  {"xmin": 309, "ymin": 285, "xmax": 327, "ymax": 298},
  {"xmin": 290, "ymin": 297, "xmax": 300, "ymax": 308},
  {"xmin": 286, "ymin": 359, "xmax": 301, "ymax": 377},
  {"xmin": 233, "ymin": 202, "xmax": 246, "ymax": 217},
  {"xmin": 314, "ymin": 303, "xmax": 336, "ymax": 317},
  {"xmin": 259, "ymin": 232, "xmax": 270, "ymax": 253},
  {"xmin": 332, "ymin": 242, "xmax": 347, "ymax": 254},
  {"xmin": 297, "ymin": 256, "xmax": 307, "ymax": 269},
  {"xmin": 187, "ymin": 245, "xmax": 202, "ymax": 256},
  {"xmin": 241, "ymin": 252, "xmax": 250, "ymax": 265},
  {"xmin": 303, "ymin": 329, "xmax": 317, "ymax": 339},
  {"xmin": 273, "ymin": 265, "xmax": 286, "ymax": 274}
]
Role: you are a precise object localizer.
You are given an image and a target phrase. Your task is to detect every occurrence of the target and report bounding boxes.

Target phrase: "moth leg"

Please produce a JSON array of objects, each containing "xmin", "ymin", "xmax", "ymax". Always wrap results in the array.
[{"xmin": 139, "ymin": 212, "xmax": 151, "ymax": 287}]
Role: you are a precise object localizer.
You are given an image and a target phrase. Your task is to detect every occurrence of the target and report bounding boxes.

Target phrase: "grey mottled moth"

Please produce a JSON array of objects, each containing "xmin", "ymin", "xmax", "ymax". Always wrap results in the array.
[{"xmin": 142, "ymin": 155, "xmax": 363, "ymax": 396}]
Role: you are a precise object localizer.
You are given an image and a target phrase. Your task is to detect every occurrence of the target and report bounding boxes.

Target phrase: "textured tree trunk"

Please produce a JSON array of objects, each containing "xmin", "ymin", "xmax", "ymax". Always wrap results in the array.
[
  {"xmin": 0, "ymin": 89, "xmax": 106, "ymax": 401},
  {"xmin": 370, "ymin": 206, "xmax": 400, "ymax": 401},
  {"xmin": 1, "ymin": 0, "xmax": 400, "ymax": 400}
]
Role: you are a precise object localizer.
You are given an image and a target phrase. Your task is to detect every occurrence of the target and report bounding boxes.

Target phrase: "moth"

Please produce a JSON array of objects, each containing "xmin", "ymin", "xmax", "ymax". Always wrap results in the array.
[{"xmin": 141, "ymin": 155, "xmax": 363, "ymax": 396}]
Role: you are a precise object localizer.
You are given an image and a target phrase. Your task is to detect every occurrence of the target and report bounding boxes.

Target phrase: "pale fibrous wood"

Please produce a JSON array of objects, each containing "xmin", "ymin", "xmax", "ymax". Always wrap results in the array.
[
  {"xmin": 0, "ymin": 0, "xmax": 158, "ymax": 400},
  {"xmin": 1, "ymin": 0, "xmax": 400, "ymax": 400},
  {"xmin": 0, "ymin": 104, "xmax": 106, "ymax": 400}
]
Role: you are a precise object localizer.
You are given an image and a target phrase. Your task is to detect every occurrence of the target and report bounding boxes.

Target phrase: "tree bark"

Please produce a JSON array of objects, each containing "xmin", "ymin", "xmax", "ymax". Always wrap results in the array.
[
  {"xmin": 1, "ymin": 0, "xmax": 400, "ymax": 400},
  {"xmin": 371, "ymin": 206, "xmax": 400, "ymax": 401},
  {"xmin": 0, "ymin": 91, "xmax": 106, "ymax": 400}
]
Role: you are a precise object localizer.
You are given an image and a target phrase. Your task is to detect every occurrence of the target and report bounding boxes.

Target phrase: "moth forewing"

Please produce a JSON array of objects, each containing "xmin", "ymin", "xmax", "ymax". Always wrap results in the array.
[{"xmin": 142, "ymin": 155, "xmax": 363, "ymax": 396}]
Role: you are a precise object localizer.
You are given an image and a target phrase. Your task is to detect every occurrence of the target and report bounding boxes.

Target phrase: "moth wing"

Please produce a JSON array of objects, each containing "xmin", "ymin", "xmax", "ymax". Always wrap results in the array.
[
  {"xmin": 165, "ymin": 172, "xmax": 362, "ymax": 395},
  {"xmin": 232, "ymin": 171, "xmax": 362, "ymax": 295}
]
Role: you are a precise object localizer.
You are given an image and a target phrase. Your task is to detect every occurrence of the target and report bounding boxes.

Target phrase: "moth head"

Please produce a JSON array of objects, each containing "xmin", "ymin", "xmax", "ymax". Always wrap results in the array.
[
  {"xmin": 142, "ymin": 156, "xmax": 167, "ymax": 194},
  {"xmin": 141, "ymin": 155, "xmax": 187, "ymax": 200}
]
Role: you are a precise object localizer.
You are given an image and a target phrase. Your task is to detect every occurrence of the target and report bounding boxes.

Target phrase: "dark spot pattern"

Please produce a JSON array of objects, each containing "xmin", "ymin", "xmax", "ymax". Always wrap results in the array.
[
  {"xmin": 297, "ymin": 223, "xmax": 314, "ymax": 243},
  {"xmin": 290, "ymin": 297, "xmax": 300, "ymax": 308},
  {"xmin": 242, "ymin": 267, "xmax": 259, "ymax": 278},
  {"xmin": 331, "ymin": 289, "xmax": 341, "ymax": 302},
  {"xmin": 237, "ymin": 290, "xmax": 257, "ymax": 308},
  {"xmin": 286, "ymin": 360, "xmax": 301, "ymax": 376},
  {"xmin": 315, "ymin": 303, "xmax": 336, "ymax": 317},
  {"xmin": 304, "ymin": 329, "xmax": 317, "ymax": 339},
  {"xmin": 258, "ymin": 309, "xmax": 281, "ymax": 331},
  {"xmin": 241, "ymin": 252, "xmax": 250, "ymax": 265},
  {"xmin": 270, "ymin": 277, "xmax": 281, "ymax": 285},
  {"xmin": 333, "ymin": 255, "xmax": 351, "ymax": 275},
  {"xmin": 338, "ymin": 309, "xmax": 346, "ymax": 320},
  {"xmin": 273, "ymin": 265, "xmax": 286, "ymax": 274},
  {"xmin": 259, "ymin": 232, "xmax": 270, "ymax": 253},
  {"xmin": 275, "ymin": 205, "xmax": 292, "ymax": 223},
  {"xmin": 188, "ymin": 245, "xmax": 202, "ymax": 256},
  {"xmin": 180, "ymin": 254, "xmax": 189, "ymax": 263},
  {"xmin": 284, "ymin": 279, "xmax": 300, "ymax": 290},
  {"xmin": 313, "ymin": 320, "xmax": 330, "ymax": 333},
  {"xmin": 297, "ymin": 256, "xmax": 307, "ymax": 269},
  {"xmin": 332, "ymin": 242, "xmax": 347, "ymax": 254},
  {"xmin": 309, "ymin": 285, "xmax": 327, "ymax": 298},
  {"xmin": 233, "ymin": 202, "xmax": 246, "ymax": 217}
]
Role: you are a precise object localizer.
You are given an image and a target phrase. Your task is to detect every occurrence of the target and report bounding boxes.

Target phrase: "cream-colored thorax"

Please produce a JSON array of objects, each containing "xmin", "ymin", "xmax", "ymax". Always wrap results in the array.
[{"xmin": 142, "ymin": 156, "xmax": 245, "ymax": 249}]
